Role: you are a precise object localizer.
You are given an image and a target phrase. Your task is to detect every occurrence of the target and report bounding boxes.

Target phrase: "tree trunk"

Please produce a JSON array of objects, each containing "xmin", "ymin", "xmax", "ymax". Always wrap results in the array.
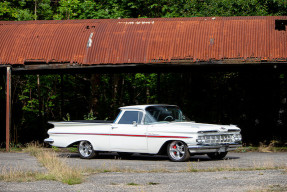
[{"xmin": 90, "ymin": 74, "xmax": 100, "ymax": 115}]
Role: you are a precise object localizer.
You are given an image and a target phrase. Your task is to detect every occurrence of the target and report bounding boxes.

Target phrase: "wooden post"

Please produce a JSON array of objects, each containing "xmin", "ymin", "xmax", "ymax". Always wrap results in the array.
[
  {"xmin": 60, "ymin": 74, "xmax": 64, "ymax": 118},
  {"xmin": 37, "ymin": 74, "xmax": 41, "ymax": 117},
  {"xmin": 6, "ymin": 67, "xmax": 11, "ymax": 152}
]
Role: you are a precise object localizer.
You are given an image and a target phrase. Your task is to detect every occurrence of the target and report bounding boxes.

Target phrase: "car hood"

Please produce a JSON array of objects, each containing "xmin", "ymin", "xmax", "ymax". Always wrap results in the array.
[{"xmin": 149, "ymin": 121, "xmax": 240, "ymax": 134}]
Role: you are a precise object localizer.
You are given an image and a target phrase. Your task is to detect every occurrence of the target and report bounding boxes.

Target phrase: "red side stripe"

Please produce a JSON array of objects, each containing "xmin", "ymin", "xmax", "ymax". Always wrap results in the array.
[{"xmin": 50, "ymin": 132, "xmax": 190, "ymax": 139}]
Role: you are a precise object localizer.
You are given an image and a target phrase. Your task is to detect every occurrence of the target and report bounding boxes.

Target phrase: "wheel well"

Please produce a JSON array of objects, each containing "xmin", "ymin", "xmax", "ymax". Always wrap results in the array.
[
  {"xmin": 67, "ymin": 141, "xmax": 81, "ymax": 148},
  {"xmin": 157, "ymin": 140, "xmax": 185, "ymax": 155},
  {"xmin": 67, "ymin": 140, "xmax": 96, "ymax": 149}
]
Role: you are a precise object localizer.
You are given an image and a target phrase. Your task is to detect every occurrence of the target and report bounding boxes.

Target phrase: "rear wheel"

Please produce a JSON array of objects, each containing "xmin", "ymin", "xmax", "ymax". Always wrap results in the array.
[
  {"xmin": 167, "ymin": 141, "xmax": 190, "ymax": 162},
  {"xmin": 207, "ymin": 152, "xmax": 228, "ymax": 160},
  {"xmin": 78, "ymin": 140, "xmax": 96, "ymax": 159}
]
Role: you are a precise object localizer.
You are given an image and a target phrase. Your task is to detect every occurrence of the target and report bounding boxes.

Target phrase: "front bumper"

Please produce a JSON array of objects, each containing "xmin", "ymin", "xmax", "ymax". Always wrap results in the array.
[
  {"xmin": 188, "ymin": 143, "xmax": 242, "ymax": 153},
  {"xmin": 44, "ymin": 138, "xmax": 54, "ymax": 145}
]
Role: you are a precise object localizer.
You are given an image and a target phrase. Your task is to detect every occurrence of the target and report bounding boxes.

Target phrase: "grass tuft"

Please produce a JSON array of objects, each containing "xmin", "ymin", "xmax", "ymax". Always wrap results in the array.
[
  {"xmin": 148, "ymin": 182, "xmax": 159, "ymax": 185},
  {"xmin": 186, "ymin": 162, "xmax": 199, "ymax": 172},
  {"xmin": 127, "ymin": 182, "xmax": 139, "ymax": 186},
  {"xmin": 22, "ymin": 142, "xmax": 43, "ymax": 156}
]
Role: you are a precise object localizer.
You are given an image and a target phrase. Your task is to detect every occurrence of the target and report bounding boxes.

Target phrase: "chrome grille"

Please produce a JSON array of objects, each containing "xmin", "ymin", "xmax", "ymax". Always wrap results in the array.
[{"xmin": 198, "ymin": 134, "xmax": 233, "ymax": 144}]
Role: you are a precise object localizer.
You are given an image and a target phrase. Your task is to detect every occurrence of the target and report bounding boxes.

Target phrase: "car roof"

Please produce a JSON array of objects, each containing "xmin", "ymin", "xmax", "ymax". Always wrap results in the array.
[{"xmin": 119, "ymin": 104, "xmax": 177, "ymax": 110}]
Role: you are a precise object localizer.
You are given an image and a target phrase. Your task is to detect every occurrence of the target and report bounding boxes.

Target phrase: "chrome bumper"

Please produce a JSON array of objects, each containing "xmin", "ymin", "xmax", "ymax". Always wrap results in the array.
[
  {"xmin": 188, "ymin": 143, "xmax": 242, "ymax": 153},
  {"xmin": 44, "ymin": 138, "xmax": 54, "ymax": 145}
]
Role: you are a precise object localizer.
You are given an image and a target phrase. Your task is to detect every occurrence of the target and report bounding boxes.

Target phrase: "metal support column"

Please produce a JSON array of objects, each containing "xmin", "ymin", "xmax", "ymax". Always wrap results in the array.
[{"xmin": 6, "ymin": 67, "xmax": 11, "ymax": 152}]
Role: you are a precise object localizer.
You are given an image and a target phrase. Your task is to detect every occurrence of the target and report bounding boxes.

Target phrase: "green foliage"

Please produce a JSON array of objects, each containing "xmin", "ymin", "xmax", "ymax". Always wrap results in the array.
[
  {"xmin": 68, "ymin": 147, "xmax": 78, "ymax": 153},
  {"xmin": 53, "ymin": 0, "xmax": 80, "ymax": 20},
  {"xmin": 1, "ymin": 0, "xmax": 287, "ymax": 21},
  {"xmin": 18, "ymin": 75, "xmax": 60, "ymax": 117},
  {"xmin": 0, "ymin": 1, "xmax": 12, "ymax": 20},
  {"xmin": 63, "ymin": 113, "xmax": 71, "ymax": 121},
  {"xmin": 36, "ymin": 0, "xmax": 54, "ymax": 20},
  {"xmin": 9, "ymin": 142, "xmax": 23, "ymax": 152},
  {"xmin": 51, "ymin": 146, "xmax": 59, "ymax": 152},
  {"xmin": 83, "ymin": 112, "xmax": 97, "ymax": 120}
]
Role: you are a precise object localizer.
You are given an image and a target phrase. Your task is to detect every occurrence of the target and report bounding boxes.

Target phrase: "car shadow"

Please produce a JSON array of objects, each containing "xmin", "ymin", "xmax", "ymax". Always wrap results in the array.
[{"xmin": 59, "ymin": 152, "xmax": 240, "ymax": 162}]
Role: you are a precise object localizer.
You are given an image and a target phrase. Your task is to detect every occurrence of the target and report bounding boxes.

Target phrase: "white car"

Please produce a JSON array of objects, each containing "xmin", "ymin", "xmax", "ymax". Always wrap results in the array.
[{"xmin": 44, "ymin": 104, "xmax": 242, "ymax": 162}]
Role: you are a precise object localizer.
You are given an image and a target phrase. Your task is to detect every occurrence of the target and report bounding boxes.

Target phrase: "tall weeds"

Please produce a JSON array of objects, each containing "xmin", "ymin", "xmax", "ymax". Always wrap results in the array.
[
  {"xmin": 35, "ymin": 150, "xmax": 83, "ymax": 184},
  {"xmin": 18, "ymin": 142, "xmax": 83, "ymax": 185},
  {"xmin": 0, "ymin": 166, "xmax": 39, "ymax": 182}
]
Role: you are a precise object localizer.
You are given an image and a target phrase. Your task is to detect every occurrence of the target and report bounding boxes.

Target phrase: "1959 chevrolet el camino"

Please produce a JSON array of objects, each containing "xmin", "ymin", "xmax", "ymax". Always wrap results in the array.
[{"xmin": 44, "ymin": 104, "xmax": 242, "ymax": 162}]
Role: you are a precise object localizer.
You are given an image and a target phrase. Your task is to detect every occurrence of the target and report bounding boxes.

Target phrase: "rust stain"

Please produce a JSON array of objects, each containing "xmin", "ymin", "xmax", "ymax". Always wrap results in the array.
[{"xmin": 0, "ymin": 16, "xmax": 287, "ymax": 66}]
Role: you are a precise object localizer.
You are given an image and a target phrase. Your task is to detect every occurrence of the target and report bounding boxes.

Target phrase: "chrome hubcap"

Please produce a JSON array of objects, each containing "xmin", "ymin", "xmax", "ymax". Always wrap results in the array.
[
  {"xmin": 169, "ymin": 141, "xmax": 185, "ymax": 160},
  {"xmin": 79, "ymin": 141, "xmax": 93, "ymax": 157}
]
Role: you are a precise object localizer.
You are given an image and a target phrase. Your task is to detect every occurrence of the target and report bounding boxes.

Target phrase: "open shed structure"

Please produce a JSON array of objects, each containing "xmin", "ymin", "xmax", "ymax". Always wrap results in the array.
[{"xmin": 1, "ymin": 16, "xmax": 287, "ymax": 150}]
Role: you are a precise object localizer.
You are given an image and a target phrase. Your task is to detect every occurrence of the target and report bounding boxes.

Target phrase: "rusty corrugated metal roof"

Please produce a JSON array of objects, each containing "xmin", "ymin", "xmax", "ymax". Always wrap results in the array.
[{"xmin": 0, "ymin": 16, "xmax": 287, "ymax": 66}]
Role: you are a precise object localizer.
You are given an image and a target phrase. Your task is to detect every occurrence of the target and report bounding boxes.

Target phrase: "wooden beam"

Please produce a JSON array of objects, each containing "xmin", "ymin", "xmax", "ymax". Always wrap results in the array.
[{"xmin": 6, "ymin": 67, "xmax": 11, "ymax": 152}]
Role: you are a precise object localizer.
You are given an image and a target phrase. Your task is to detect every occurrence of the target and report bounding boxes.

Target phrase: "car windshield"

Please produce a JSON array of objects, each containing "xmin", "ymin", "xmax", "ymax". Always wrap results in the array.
[{"xmin": 144, "ymin": 106, "xmax": 190, "ymax": 124}]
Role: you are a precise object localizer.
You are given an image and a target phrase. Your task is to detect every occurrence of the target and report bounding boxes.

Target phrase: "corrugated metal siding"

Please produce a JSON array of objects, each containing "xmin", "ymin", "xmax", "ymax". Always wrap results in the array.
[{"xmin": 0, "ymin": 16, "xmax": 287, "ymax": 66}]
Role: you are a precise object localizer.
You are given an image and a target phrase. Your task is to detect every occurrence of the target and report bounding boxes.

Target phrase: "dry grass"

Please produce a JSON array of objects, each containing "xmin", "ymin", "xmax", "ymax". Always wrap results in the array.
[
  {"xmin": 185, "ymin": 159, "xmax": 287, "ymax": 173},
  {"xmin": 2, "ymin": 158, "xmax": 285, "ymax": 185},
  {"xmin": 258, "ymin": 141, "xmax": 277, "ymax": 153},
  {"xmin": 267, "ymin": 184, "xmax": 287, "ymax": 192},
  {"xmin": 35, "ymin": 149, "xmax": 83, "ymax": 185},
  {"xmin": 83, "ymin": 162, "xmax": 171, "ymax": 174},
  {"xmin": 82, "ymin": 159, "xmax": 287, "ymax": 175},
  {"xmin": 235, "ymin": 141, "xmax": 287, "ymax": 153},
  {"xmin": 0, "ymin": 166, "xmax": 41, "ymax": 182},
  {"xmin": 83, "ymin": 162, "xmax": 135, "ymax": 174},
  {"xmin": 22, "ymin": 142, "xmax": 43, "ymax": 156},
  {"xmin": 247, "ymin": 184, "xmax": 287, "ymax": 192},
  {"xmin": 1, "ymin": 142, "xmax": 84, "ymax": 185}
]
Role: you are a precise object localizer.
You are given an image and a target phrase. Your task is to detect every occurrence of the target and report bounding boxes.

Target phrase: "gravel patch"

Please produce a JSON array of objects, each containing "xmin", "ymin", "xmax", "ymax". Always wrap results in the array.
[
  {"xmin": 64, "ymin": 152, "xmax": 287, "ymax": 172},
  {"xmin": 0, "ymin": 152, "xmax": 45, "ymax": 172},
  {"xmin": 0, "ymin": 170, "xmax": 286, "ymax": 192},
  {"xmin": 0, "ymin": 152, "xmax": 287, "ymax": 192}
]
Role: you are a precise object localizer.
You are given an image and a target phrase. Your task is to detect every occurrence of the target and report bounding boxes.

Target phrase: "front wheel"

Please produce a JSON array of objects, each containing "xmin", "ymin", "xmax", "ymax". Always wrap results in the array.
[
  {"xmin": 207, "ymin": 152, "xmax": 228, "ymax": 160},
  {"xmin": 167, "ymin": 141, "xmax": 190, "ymax": 162},
  {"xmin": 78, "ymin": 140, "xmax": 96, "ymax": 159}
]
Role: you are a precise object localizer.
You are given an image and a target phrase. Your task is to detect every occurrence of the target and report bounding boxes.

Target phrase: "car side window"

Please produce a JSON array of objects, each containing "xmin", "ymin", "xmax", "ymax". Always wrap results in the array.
[
  {"xmin": 144, "ymin": 114, "xmax": 153, "ymax": 124},
  {"xmin": 118, "ymin": 111, "xmax": 143, "ymax": 124}
]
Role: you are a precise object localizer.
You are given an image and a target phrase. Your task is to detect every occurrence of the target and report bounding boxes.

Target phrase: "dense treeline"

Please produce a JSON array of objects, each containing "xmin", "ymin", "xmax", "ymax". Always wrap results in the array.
[
  {"xmin": 1, "ymin": 0, "xmax": 287, "ymax": 20},
  {"xmin": 1, "ymin": 70, "xmax": 287, "ymax": 146},
  {"xmin": 1, "ymin": 0, "xmax": 287, "ymax": 146}
]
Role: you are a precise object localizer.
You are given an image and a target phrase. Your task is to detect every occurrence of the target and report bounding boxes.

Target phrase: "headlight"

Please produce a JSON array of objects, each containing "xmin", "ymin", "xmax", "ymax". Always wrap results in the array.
[{"xmin": 196, "ymin": 136, "xmax": 205, "ymax": 144}]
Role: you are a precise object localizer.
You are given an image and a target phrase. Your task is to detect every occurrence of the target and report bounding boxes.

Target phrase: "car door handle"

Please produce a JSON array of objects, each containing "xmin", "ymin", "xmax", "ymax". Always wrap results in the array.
[{"xmin": 111, "ymin": 126, "xmax": 118, "ymax": 129}]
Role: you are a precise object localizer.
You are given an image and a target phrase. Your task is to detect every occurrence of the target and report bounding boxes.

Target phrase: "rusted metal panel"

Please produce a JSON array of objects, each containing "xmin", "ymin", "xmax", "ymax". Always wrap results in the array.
[{"xmin": 1, "ymin": 16, "xmax": 287, "ymax": 67}]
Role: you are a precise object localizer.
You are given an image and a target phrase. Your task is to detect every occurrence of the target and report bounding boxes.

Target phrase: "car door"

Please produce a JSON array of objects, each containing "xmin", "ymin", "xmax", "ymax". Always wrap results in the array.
[{"xmin": 110, "ymin": 110, "xmax": 148, "ymax": 152}]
